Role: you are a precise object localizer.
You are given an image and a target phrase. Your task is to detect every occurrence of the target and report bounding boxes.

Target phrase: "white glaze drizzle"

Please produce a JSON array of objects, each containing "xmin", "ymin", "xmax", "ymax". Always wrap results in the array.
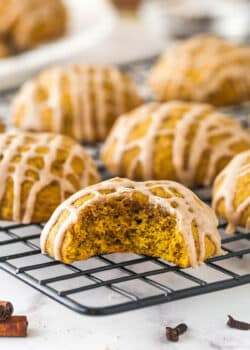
[
  {"xmin": 102, "ymin": 101, "xmax": 250, "ymax": 186},
  {"xmin": 40, "ymin": 177, "xmax": 223, "ymax": 267},
  {"xmin": 149, "ymin": 35, "xmax": 250, "ymax": 102},
  {"xmin": 13, "ymin": 65, "xmax": 142, "ymax": 142},
  {"xmin": 212, "ymin": 150, "xmax": 250, "ymax": 233},
  {"xmin": 0, "ymin": 132, "xmax": 100, "ymax": 223}
]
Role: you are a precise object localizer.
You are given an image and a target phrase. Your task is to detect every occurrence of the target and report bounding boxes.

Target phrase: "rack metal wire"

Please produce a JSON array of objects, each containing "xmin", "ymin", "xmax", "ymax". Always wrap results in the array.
[
  {"xmin": 0, "ymin": 57, "xmax": 249, "ymax": 316},
  {"xmin": 0, "ymin": 217, "xmax": 249, "ymax": 316}
]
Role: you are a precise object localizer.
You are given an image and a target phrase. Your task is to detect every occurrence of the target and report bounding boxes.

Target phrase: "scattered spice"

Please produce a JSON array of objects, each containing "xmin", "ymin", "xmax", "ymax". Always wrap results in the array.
[
  {"xmin": 166, "ymin": 323, "xmax": 188, "ymax": 342},
  {"xmin": 176, "ymin": 323, "xmax": 188, "ymax": 335},
  {"xmin": 166, "ymin": 327, "xmax": 179, "ymax": 342},
  {"xmin": 0, "ymin": 301, "xmax": 14, "ymax": 322},
  {"xmin": 0, "ymin": 301, "xmax": 28, "ymax": 337},
  {"xmin": 227, "ymin": 315, "xmax": 250, "ymax": 331},
  {"xmin": 0, "ymin": 316, "xmax": 28, "ymax": 337}
]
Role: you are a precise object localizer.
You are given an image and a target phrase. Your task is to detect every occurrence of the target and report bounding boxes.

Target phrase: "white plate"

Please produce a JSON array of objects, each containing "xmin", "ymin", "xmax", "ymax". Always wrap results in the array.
[{"xmin": 0, "ymin": 0, "xmax": 117, "ymax": 91}]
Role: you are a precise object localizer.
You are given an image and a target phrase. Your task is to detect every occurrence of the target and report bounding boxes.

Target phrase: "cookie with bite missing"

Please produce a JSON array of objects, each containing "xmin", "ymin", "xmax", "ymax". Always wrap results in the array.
[{"xmin": 41, "ymin": 177, "xmax": 223, "ymax": 267}]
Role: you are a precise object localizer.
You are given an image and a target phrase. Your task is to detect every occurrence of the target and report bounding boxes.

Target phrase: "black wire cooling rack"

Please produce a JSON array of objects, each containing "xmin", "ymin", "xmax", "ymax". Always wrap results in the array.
[
  {"xmin": 0, "ymin": 57, "xmax": 249, "ymax": 316},
  {"xmin": 0, "ymin": 217, "xmax": 249, "ymax": 316}
]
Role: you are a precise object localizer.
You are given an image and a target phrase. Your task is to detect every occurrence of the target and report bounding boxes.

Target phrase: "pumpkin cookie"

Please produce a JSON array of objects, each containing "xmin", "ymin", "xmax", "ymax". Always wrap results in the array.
[
  {"xmin": 0, "ymin": 40, "xmax": 11, "ymax": 58},
  {"xmin": 102, "ymin": 101, "xmax": 250, "ymax": 187},
  {"xmin": 148, "ymin": 35, "xmax": 250, "ymax": 106},
  {"xmin": 13, "ymin": 65, "xmax": 143, "ymax": 143},
  {"xmin": 213, "ymin": 150, "xmax": 250, "ymax": 233},
  {"xmin": 0, "ymin": 0, "xmax": 67, "ymax": 51},
  {"xmin": 41, "ymin": 177, "xmax": 222, "ymax": 267},
  {"xmin": 0, "ymin": 132, "xmax": 100, "ymax": 223}
]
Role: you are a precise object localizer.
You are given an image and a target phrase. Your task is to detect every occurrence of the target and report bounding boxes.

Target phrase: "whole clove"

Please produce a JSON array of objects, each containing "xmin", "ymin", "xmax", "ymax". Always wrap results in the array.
[
  {"xmin": 166, "ymin": 323, "xmax": 188, "ymax": 342},
  {"xmin": 227, "ymin": 315, "xmax": 250, "ymax": 331},
  {"xmin": 0, "ymin": 302, "xmax": 14, "ymax": 322},
  {"xmin": 166, "ymin": 327, "xmax": 179, "ymax": 342},
  {"xmin": 175, "ymin": 323, "xmax": 188, "ymax": 335}
]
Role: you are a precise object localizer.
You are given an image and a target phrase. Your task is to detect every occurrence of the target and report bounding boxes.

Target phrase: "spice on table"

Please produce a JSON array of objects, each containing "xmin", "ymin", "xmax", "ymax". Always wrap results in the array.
[
  {"xmin": 0, "ymin": 316, "xmax": 28, "ymax": 337},
  {"xmin": 175, "ymin": 323, "xmax": 188, "ymax": 335},
  {"xmin": 227, "ymin": 315, "xmax": 250, "ymax": 330},
  {"xmin": 166, "ymin": 327, "xmax": 179, "ymax": 342},
  {"xmin": 110, "ymin": 0, "xmax": 141, "ymax": 11},
  {"xmin": 166, "ymin": 323, "xmax": 188, "ymax": 342},
  {"xmin": 0, "ymin": 301, "xmax": 14, "ymax": 321}
]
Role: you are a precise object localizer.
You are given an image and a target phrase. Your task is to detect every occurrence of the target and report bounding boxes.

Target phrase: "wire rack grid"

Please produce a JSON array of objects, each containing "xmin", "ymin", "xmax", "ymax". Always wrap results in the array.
[{"xmin": 0, "ymin": 57, "xmax": 249, "ymax": 316}]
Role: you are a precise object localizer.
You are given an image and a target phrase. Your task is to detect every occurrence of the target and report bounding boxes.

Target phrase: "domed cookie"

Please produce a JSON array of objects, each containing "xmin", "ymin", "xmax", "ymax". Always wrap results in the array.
[
  {"xmin": 0, "ymin": 0, "xmax": 67, "ymax": 50},
  {"xmin": 13, "ymin": 65, "xmax": 143, "ymax": 143},
  {"xmin": 0, "ymin": 132, "xmax": 100, "ymax": 223},
  {"xmin": 148, "ymin": 35, "xmax": 250, "ymax": 106},
  {"xmin": 0, "ymin": 0, "xmax": 19, "ymax": 35},
  {"xmin": 102, "ymin": 101, "xmax": 250, "ymax": 187},
  {"xmin": 0, "ymin": 117, "xmax": 5, "ymax": 132},
  {"xmin": 212, "ymin": 150, "xmax": 250, "ymax": 233},
  {"xmin": 0, "ymin": 40, "xmax": 10, "ymax": 58},
  {"xmin": 41, "ymin": 177, "xmax": 222, "ymax": 267}
]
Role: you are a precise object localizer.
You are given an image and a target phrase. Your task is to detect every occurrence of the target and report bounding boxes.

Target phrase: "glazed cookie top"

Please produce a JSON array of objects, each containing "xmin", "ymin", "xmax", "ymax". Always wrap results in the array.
[
  {"xmin": 13, "ymin": 65, "xmax": 143, "ymax": 143},
  {"xmin": 212, "ymin": 150, "xmax": 250, "ymax": 233},
  {"xmin": 0, "ymin": 0, "xmax": 67, "ymax": 49},
  {"xmin": 102, "ymin": 101, "xmax": 250, "ymax": 186},
  {"xmin": 0, "ymin": 132, "xmax": 100, "ymax": 223},
  {"xmin": 41, "ymin": 177, "xmax": 222, "ymax": 267},
  {"xmin": 148, "ymin": 35, "xmax": 250, "ymax": 105}
]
